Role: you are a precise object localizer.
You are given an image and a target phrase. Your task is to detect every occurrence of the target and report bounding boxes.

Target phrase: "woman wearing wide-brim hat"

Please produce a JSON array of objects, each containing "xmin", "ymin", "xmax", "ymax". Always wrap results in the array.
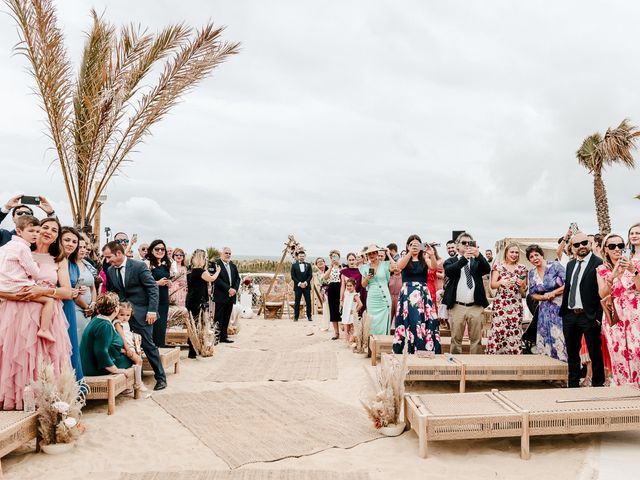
[{"xmin": 360, "ymin": 244, "xmax": 396, "ymax": 335}]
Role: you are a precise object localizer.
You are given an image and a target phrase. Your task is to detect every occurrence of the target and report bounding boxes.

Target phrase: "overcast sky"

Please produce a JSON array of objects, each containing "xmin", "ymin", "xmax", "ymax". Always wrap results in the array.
[{"xmin": 1, "ymin": 1, "xmax": 639, "ymax": 259}]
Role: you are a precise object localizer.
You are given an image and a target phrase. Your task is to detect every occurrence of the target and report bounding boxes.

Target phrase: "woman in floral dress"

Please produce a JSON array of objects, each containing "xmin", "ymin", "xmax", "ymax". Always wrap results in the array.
[
  {"xmin": 596, "ymin": 232, "xmax": 640, "ymax": 386},
  {"xmin": 169, "ymin": 248, "xmax": 188, "ymax": 307},
  {"xmin": 486, "ymin": 243, "xmax": 527, "ymax": 355},
  {"xmin": 526, "ymin": 244, "xmax": 567, "ymax": 361},
  {"xmin": 392, "ymin": 235, "xmax": 439, "ymax": 354}
]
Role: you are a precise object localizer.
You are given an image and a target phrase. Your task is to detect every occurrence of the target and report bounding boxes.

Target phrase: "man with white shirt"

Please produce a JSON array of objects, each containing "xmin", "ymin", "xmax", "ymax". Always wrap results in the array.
[
  {"xmin": 213, "ymin": 247, "xmax": 240, "ymax": 343},
  {"xmin": 443, "ymin": 232, "xmax": 491, "ymax": 354},
  {"xmin": 291, "ymin": 251, "xmax": 313, "ymax": 321},
  {"xmin": 103, "ymin": 241, "xmax": 167, "ymax": 390},
  {"xmin": 559, "ymin": 232, "xmax": 604, "ymax": 388}
]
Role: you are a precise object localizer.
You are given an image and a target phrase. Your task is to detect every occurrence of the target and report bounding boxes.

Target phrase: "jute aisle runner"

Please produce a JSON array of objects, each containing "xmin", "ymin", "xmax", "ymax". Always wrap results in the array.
[
  {"xmin": 121, "ymin": 471, "xmax": 369, "ymax": 480},
  {"xmin": 207, "ymin": 351, "xmax": 338, "ymax": 382},
  {"xmin": 234, "ymin": 325, "xmax": 321, "ymax": 352},
  {"xmin": 153, "ymin": 383, "xmax": 381, "ymax": 469}
]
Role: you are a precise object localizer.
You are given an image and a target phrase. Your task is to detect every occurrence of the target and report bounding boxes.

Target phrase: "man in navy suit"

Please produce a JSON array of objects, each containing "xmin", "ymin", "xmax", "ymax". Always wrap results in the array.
[
  {"xmin": 559, "ymin": 231, "xmax": 604, "ymax": 388},
  {"xmin": 103, "ymin": 241, "xmax": 167, "ymax": 390},
  {"xmin": 213, "ymin": 246, "xmax": 240, "ymax": 343},
  {"xmin": 291, "ymin": 251, "xmax": 313, "ymax": 321}
]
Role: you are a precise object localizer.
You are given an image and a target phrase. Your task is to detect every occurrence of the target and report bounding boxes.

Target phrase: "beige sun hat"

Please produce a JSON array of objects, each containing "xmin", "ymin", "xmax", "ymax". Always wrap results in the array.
[{"xmin": 363, "ymin": 244, "xmax": 383, "ymax": 255}]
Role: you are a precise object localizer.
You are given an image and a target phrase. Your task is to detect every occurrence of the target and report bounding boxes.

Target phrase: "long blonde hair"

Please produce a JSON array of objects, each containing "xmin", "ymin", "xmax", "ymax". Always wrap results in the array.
[
  {"xmin": 190, "ymin": 249, "xmax": 207, "ymax": 269},
  {"xmin": 601, "ymin": 233, "xmax": 625, "ymax": 270}
]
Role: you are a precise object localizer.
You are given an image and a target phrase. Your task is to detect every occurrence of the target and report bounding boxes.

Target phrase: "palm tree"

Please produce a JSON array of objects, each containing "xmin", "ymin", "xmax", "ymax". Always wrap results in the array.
[
  {"xmin": 6, "ymin": 0, "xmax": 239, "ymax": 235},
  {"xmin": 576, "ymin": 119, "xmax": 638, "ymax": 234}
]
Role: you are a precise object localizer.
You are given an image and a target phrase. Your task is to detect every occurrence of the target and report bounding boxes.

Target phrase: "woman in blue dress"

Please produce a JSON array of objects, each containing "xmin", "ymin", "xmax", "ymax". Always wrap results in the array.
[
  {"xmin": 360, "ymin": 245, "xmax": 396, "ymax": 335},
  {"xmin": 393, "ymin": 235, "xmax": 440, "ymax": 354},
  {"xmin": 526, "ymin": 244, "xmax": 567, "ymax": 361},
  {"xmin": 60, "ymin": 227, "xmax": 84, "ymax": 382}
]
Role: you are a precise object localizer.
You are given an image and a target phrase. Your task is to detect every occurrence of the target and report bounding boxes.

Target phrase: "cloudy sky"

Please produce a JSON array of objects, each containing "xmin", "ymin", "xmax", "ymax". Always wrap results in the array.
[{"xmin": 1, "ymin": 0, "xmax": 639, "ymax": 258}]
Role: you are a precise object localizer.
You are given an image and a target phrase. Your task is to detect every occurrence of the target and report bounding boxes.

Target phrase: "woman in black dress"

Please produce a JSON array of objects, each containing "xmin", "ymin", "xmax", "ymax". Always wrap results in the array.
[
  {"xmin": 185, "ymin": 249, "xmax": 220, "ymax": 358},
  {"xmin": 322, "ymin": 249, "xmax": 343, "ymax": 340},
  {"xmin": 146, "ymin": 239, "xmax": 171, "ymax": 348}
]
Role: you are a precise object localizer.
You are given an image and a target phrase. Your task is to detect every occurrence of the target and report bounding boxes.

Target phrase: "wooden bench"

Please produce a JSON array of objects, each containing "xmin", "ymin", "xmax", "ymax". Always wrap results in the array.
[
  {"xmin": 142, "ymin": 347, "xmax": 181, "ymax": 375},
  {"xmin": 85, "ymin": 366, "xmax": 139, "ymax": 415},
  {"xmin": 382, "ymin": 353, "xmax": 567, "ymax": 392},
  {"xmin": 405, "ymin": 385, "xmax": 640, "ymax": 459},
  {"xmin": 165, "ymin": 328, "xmax": 189, "ymax": 347},
  {"xmin": 0, "ymin": 411, "xmax": 38, "ymax": 470},
  {"xmin": 368, "ymin": 335, "xmax": 487, "ymax": 366}
]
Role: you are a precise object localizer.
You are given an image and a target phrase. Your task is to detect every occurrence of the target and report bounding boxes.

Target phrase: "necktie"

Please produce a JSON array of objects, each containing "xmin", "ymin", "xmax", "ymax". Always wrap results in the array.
[
  {"xmin": 568, "ymin": 260, "xmax": 583, "ymax": 308},
  {"xmin": 115, "ymin": 266, "xmax": 125, "ymax": 290},
  {"xmin": 464, "ymin": 262, "xmax": 473, "ymax": 289},
  {"xmin": 224, "ymin": 262, "xmax": 232, "ymax": 280}
]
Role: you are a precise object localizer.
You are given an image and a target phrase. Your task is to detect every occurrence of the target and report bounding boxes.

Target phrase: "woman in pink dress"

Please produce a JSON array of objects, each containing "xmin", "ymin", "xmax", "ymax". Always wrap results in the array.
[{"xmin": 0, "ymin": 218, "xmax": 73, "ymax": 410}]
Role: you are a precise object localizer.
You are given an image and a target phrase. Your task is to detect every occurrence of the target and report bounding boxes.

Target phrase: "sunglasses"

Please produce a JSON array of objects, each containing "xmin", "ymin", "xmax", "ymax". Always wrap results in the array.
[
  {"xmin": 572, "ymin": 240, "xmax": 589, "ymax": 248},
  {"xmin": 15, "ymin": 210, "xmax": 33, "ymax": 216},
  {"xmin": 116, "ymin": 239, "xmax": 129, "ymax": 244},
  {"xmin": 459, "ymin": 241, "xmax": 471, "ymax": 246},
  {"xmin": 606, "ymin": 242, "xmax": 626, "ymax": 251},
  {"xmin": 153, "ymin": 247, "xmax": 166, "ymax": 252},
  {"xmin": 174, "ymin": 253, "xmax": 184, "ymax": 257}
]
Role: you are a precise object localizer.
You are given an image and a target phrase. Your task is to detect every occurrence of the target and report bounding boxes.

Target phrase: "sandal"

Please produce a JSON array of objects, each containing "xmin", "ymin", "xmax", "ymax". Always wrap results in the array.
[{"xmin": 331, "ymin": 336, "xmax": 339, "ymax": 340}]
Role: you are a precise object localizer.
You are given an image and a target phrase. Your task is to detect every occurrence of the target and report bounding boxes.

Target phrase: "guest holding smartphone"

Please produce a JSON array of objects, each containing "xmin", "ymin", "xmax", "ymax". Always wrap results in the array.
[
  {"xmin": 323, "ymin": 250, "xmax": 342, "ymax": 340},
  {"xmin": 360, "ymin": 245, "xmax": 397, "ymax": 336},
  {"xmin": 145, "ymin": 239, "xmax": 171, "ymax": 348}
]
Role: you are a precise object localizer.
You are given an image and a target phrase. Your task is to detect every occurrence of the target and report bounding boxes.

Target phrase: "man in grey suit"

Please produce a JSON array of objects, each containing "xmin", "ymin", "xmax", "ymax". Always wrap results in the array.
[{"xmin": 103, "ymin": 241, "xmax": 167, "ymax": 390}]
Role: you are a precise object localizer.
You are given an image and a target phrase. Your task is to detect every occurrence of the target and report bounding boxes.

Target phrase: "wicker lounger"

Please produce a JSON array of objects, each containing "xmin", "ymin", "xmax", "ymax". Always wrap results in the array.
[
  {"xmin": 0, "ymin": 411, "xmax": 38, "ymax": 469},
  {"xmin": 368, "ymin": 335, "xmax": 487, "ymax": 366},
  {"xmin": 382, "ymin": 354, "xmax": 568, "ymax": 392},
  {"xmin": 142, "ymin": 347, "xmax": 181, "ymax": 374},
  {"xmin": 165, "ymin": 328, "xmax": 189, "ymax": 347},
  {"xmin": 405, "ymin": 385, "xmax": 640, "ymax": 459},
  {"xmin": 85, "ymin": 367, "xmax": 140, "ymax": 415}
]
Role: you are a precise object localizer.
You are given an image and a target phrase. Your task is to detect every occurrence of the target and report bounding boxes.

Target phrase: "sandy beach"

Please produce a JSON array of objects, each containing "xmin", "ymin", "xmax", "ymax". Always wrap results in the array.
[{"xmin": 3, "ymin": 314, "xmax": 639, "ymax": 480}]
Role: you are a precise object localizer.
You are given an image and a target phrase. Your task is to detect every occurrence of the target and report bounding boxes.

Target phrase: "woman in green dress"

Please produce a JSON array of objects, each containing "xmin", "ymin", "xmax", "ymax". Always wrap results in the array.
[
  {"xmin": 80, "ymin": 292, "xmax": 133, "ymax": 377},
  {"xmin": 360, "ymin": 245, "xmax": 397, "ymax": 335}
]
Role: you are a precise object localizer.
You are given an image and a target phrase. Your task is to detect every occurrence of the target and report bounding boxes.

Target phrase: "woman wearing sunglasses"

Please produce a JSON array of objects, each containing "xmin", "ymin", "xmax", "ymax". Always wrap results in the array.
[
  {"xmin": 596, "ymin": 233, "xmax": 640, "ymax": 386},
  {"xmin": 145, "ymin": 239, "xmax": 172, "ymax": 348}
]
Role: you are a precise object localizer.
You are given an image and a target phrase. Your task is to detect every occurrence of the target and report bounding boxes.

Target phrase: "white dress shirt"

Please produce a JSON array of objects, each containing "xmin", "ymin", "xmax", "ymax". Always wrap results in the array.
[
  {"xmin": 117, "ymin": 257, "xmax": 128, "ymax": 287},
  {"xmin": 222, "ymin": 260, "xmax": 232, "ymax": 280},
  {"xmin": 455, "ymin": 255, "xmax": 475, "ymax": 304},
  {"xmin": 568, "ymin": 252, "xmax": 592, "ymax": 309},
  {"xmin": 299, "ymin": 262, "xmax": 306, "ymax": 273}
]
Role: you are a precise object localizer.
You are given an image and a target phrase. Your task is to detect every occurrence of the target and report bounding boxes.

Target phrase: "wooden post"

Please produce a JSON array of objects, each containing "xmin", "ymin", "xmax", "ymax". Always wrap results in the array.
[
  {"xmin": 521, "ymin": 410, "xmax": 530, "ymax": 460},
  {"xmin": 459, "ymin": 364, "xmax": 467, "ymax": 393},
  {"xmin": 418, "ymin": 415, "xmax": 428, "ymax": 458}
]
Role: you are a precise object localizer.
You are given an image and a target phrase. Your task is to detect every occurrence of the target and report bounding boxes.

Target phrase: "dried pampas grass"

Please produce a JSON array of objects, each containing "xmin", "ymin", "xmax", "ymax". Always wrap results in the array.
[
  {"xmin": 361, "ymin": 345, "xmax": 408, "ymax": 429},
  {"xmin": 352, "ymin": 312, "xmax": 370, "ymax": 354},
  {"xmin": 186, "ymin": 306, "xmax": 215, "ymax": 357}
]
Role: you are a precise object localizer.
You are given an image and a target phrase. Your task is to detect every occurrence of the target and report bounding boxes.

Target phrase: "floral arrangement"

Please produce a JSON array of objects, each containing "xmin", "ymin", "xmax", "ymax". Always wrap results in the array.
[
  {"xmin": 361, "ymin": 344, "xmax": 408, "ymax": 429},
  {"xmin": 32, "ymin": 361, "xmax": 85, "ymax": 445},
  {"xmin": 286, "ymin": 235, "xmax": 304, "ymax": 260}
]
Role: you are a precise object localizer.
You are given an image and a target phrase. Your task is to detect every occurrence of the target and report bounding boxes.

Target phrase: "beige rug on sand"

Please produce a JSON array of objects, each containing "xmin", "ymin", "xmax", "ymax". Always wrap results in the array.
[
  {"xmin": 206, "ymin": 351, "xmax": 338, "ymax": 382},
  {"xmin": 233, "ymin": 325, "xmax": 322, "ymax": 352},
  {"xmin": 153, "ymin": 383, "xmax": 381, "ymax": 469},
  {"xmin": 120, "ymin": 471, "xmax": 369, "ymax": 480}
]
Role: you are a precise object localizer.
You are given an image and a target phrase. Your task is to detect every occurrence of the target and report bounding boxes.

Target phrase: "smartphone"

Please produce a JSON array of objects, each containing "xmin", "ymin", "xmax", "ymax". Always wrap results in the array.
[
  {"xmin": 418, "ymin": 243, "xmax": 427, "ymax": 251},
  {"xmin": 468, "ymin": 240, "xmax": 477, "ymax": 248},
  {"xmin": 621, "ymin": 249, "xmax": 632, "ymax": 261},
  {"xmin": 570, "ymin": 222, "xmax": 579, "ymax": 235},
  {"xmin": 368, "ymin": 267, "xmax": 375, "ymax": 276},
  {"xmin": 21, "ymin": 195, "xmax": 40, "ymax": 206},
  {"xmin": 429, "ymin": 242, "xmax": 441, "ymax": 247}
]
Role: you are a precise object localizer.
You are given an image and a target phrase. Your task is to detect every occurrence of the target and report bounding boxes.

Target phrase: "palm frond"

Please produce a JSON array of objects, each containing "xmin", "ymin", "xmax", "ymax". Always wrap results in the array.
[
  {"xmin": 576, "ymin": 133, "xmax": 603, "ymax": 173},
  {"xmin": 599, "ymin": 118, "xmax": 638, "ymax": 168}
]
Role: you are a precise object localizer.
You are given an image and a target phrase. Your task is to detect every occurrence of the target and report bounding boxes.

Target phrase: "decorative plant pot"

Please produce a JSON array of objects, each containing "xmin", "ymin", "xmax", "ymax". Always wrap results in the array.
[
  {"xmin": 380, "ymin": 422, "xmax": 406, "ymax": 437},
  {"xmin": 41, "ymin": 442, "xmax": 74, "ymax": 454}
]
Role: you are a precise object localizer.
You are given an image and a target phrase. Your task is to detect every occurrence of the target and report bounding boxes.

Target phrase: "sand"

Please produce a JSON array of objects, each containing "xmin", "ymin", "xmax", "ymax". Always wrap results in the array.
[{"xmin": 3, "ymin": 314, "xmax": 638, "ymax": 480}]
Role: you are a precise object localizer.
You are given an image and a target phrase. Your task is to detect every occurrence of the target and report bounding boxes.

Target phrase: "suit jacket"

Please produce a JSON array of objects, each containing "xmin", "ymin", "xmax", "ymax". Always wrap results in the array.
[
  {"xmin": 213, "ymin": 259, "xmax": 240, "ymax": 304},
  {"xmin": 0, "ymin": 210, "xmax": 14, "ymax": 248},
  {"xmin": 560, "ymin": 254, "xmax": 603, "ymax": 321},
  {"xmin": 443, "ymin": 254, "xmax": 492, "ymax": 309},
  {"xmin": 106, "ymin": 259, "xmax": 159, "ymax": 326},
  {"xmin": 291, "ymin": 262, "xmax": 312, "ymax": 289}
]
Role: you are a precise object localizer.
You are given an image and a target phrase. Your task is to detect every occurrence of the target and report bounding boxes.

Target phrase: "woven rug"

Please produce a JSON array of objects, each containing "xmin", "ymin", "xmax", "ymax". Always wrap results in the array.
[
  {"xmin": 234, "ymin": 325, "xmax": 321, "ymax": 352},
  {"xmin": 207, "ymin": 351, "xmax": 338, "ymax": 382},
  {"xmin": 120, "ymin": 471, "xmax": 369, "ymax": 480},
  {"xmin": 153, "ymin": 383, "xmax": 381, "ymax": 468}
]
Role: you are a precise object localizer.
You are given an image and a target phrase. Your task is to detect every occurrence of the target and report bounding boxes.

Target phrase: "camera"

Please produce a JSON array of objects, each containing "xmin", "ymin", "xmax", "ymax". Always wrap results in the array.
[{"xmin": 207, "ymin": 260, "xmax": 218, "ymax": 274}]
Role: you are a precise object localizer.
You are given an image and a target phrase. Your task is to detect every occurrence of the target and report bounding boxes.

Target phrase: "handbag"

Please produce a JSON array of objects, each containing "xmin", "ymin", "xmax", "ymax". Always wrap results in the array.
[{"xmin": 600, "ymin": 295, "xmax": 621, "ymax": 327}]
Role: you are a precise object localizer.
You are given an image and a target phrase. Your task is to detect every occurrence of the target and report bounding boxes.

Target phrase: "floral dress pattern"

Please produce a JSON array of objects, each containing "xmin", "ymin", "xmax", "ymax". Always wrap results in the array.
[
  {"xmin": 597, "ymin": 260, "xmax": 640, "ymax": 386},
  {"xmin": 528, "ymin": 261, "xmax": 567, "ymax": 361},
  {"xmin": 393, "ymin": 282, "xmax": 439, "ymax": 354},
  {"xmin": 486, "ymin": 263, "xmax": 527, "ymax": 355}
]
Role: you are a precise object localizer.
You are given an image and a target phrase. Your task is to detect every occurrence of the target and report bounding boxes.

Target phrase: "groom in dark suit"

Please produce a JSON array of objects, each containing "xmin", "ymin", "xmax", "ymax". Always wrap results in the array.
[
  {"xmin": 213, "ymin": 246, "xmax": 240, "ymax": 343},
  {"xmin": 560, "ymin": 231, "xmax": 604, "ymax": 388},
  {"xmin": 291, "ymin": 251, "xmax": 313, "ymax": 321},
  {"xmin": 103, "ymin": 241, "xmax": 167, "ymax": 390}
]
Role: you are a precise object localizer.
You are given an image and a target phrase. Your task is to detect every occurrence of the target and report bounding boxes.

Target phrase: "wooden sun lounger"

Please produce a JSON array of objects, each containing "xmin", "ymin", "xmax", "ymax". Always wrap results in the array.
[
  {"xmin": 142, "ymin": 347, "xmax": 181, "ymax": 374},
  {"xmin": 85, "ymin": 366, "xmax": 140, "ymax": 415},
  {"xmin": 0, "ymin": 411, "xmax": 38, "ymax": 468},
  {"xmin": 382, "ymin": 353, "xmax": 568, "ymax": 392},
  {"xmin": 405, "ymin": 385, "xmax": 640, "ymax": 459},
  {"xmin": 165, "ymin": 328, "xmax": 189, "ymax": 347},
  {"xmin": 368, "ymin": 335, "xmax": 487, "ymax": 366}
]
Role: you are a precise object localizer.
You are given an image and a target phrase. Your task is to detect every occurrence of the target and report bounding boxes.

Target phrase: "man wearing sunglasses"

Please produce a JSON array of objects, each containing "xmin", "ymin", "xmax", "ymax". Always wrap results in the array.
[
  {"xmin": 559, "ymin": 231, "xmax": 604, "ymax": 388},
  {"xmin": 0, "ymin": 194, "xmax": 56, "ymax": 247},
  {"xmin": 443, "ymin": 232, "xmax": 492, "ymax": 354}
]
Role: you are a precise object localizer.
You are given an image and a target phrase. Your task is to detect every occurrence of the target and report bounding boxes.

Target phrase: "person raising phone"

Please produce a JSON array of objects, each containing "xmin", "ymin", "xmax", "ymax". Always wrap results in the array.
[
  {"xmin": 360, "ymin": 245, "xmax": 397, "ymax": 336},
  {"xmin": 442, "ymin": 232, "xmax": 491, "ymax": 354},
  {"xmin": 0, "ymin": 194, "xmax": 56, "ymax": 247}
]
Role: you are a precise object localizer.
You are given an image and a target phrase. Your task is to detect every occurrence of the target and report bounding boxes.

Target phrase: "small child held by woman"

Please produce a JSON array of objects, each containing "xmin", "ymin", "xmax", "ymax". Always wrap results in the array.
[
  {"xmin": 0, "ymin": 215, "xmax": 56, "ymax": 342},
  {"xmin": 112, "ymin": 302, "xmax": 148, "ymax": 393},
  {"xmin": 341, "ymin": 278, "xmax": 362, "ymax": 345}
]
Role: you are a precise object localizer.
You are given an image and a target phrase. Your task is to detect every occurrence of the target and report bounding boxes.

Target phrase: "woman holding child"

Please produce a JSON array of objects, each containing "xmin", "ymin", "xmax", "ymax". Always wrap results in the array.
[{"xmin": 0, "ymin": 216, "xmax": 73, "ymax": 410}]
